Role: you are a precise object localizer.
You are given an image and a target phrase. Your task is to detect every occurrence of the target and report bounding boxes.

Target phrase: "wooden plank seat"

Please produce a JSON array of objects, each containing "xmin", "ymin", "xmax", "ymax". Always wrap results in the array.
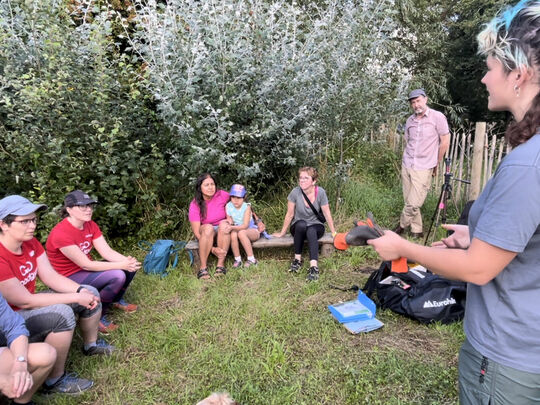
[{"xmin": 186, "ymin": 233, "xmax": 335, "ymax": 268}]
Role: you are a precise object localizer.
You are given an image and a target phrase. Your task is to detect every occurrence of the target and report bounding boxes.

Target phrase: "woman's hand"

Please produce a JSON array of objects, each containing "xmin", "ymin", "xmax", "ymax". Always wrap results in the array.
[
  {"xmin": 367, "ymin": 231, "xmax": 405, "ymax": 261},
  {"xmin": 221, "ymin": 221, "xmax": 232, "ymax": 234},
  {"xmin": 431, "ymin": 224, "xmax": 470, "ymax": 249},
  {"xmin": 272, "ymin": 231, "xmax": 285, "ymax": 238},
  {"xmin": 123, "ymin": 256, "xmax": 141, "ymax": 272},
  {"xmin": 77, "ymin": 291, "xmax": 100, "ymax": 310}
]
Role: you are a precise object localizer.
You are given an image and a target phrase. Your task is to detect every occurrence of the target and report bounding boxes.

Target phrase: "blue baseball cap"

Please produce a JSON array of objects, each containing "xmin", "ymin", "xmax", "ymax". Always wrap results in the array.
[
  {"xmin": 408, "ymin": 88, "xmax": 427, "ymax": 100},
  {"xmin": 0, "ymin": 195, "xmax": 47, "ymax": 220},
  {"xmin": 229, "ymin": 184, "xmax": 247, "ymax": 198}
]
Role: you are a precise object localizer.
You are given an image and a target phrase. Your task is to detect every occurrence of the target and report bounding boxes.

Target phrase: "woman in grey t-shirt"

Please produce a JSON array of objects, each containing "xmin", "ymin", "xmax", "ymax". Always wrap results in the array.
[
  {"xmin": 368, "ymin": 2, "xmax": 540, "ymax": 403},
  {"xmin": 273, "ymin": 167, "xmax": 336, "ymax": 281}
]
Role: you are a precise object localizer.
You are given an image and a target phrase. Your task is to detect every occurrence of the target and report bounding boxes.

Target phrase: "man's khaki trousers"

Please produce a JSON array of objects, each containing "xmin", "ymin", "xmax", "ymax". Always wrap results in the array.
[{"xmin": 399, "ymin": 165, "xmax": 432, "ymax": 233}]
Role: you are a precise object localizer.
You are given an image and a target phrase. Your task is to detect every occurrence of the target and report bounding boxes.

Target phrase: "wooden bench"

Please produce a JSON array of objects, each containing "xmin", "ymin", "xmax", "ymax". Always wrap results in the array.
[{"xmin": 186, "ymin": 233, "xmax": 335, "ymax": 268}]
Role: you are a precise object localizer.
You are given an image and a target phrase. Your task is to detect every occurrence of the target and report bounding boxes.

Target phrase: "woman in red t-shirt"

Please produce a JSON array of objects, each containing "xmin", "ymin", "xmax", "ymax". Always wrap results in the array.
[
  {"xmin": 46, "ymin": 190, "xmax": 141, "ymax": 333},
  {"xmin": 188, "ymin": 173, "xmax": 231, "ymax": 279}
]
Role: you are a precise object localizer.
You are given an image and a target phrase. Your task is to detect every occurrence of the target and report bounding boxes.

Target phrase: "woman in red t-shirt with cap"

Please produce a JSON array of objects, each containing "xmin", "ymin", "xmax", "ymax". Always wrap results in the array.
[{"xmin": 46, "ymin": 190, "xmax": 141, "ymax": 334}]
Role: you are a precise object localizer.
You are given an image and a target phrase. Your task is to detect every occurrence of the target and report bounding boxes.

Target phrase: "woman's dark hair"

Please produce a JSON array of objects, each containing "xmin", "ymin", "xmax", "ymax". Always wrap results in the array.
[
  {"xmin": 1, "ymin": 214, "xmax": 16, "ymax": 225},
  {"xmin": 506, "ymin": 92, "xmax": 540, "ymax": 147},
  {"xmin": 477, "ymin": 0, "xmax": 540, "ymax": 147},
  {"xmin": 194, "ymin": 173, "xmax": 217, "ymax": 221},
  {"xmin": 60, "ymin": 206, "xmax": 69, "ymax": 218},
  {"xmin": 0, "ymin": 214, "xmax": 16, "ymax": 233}
]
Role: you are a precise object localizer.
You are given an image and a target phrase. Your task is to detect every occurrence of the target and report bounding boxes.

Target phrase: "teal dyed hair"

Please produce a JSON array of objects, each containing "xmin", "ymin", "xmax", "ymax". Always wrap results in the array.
[
  {"xmin": 478, "ymin": 0, "xmax": 540, "ymax": 147},
  {"xmin": 501, "ymin": 0, "xmax": 530, "ymax": 29},
  {"xmin": 477, "ymin": 0, "xmax": 540, "ymax": 72}
]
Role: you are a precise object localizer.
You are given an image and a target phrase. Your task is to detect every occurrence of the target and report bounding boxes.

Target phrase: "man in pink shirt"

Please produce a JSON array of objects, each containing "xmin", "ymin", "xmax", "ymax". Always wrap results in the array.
[{"xmin": 395, "ymin": 89, "xmax": 450, "ymax": 237}]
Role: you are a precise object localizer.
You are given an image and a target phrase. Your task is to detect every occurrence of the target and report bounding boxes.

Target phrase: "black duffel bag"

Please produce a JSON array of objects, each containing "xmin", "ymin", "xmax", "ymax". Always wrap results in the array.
[{"xmin": 363, "ymin": 261, "xmax": 467, "ymax": 324}]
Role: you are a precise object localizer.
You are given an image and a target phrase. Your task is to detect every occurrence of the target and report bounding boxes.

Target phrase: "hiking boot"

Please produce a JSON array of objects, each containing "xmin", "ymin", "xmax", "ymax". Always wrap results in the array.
[
  {"xmin": 393, "ymin": 225, "xmax": 405, "ymax": 235},
  {"xmin": 98, "ymin": 316, "xmax": 119, "ymax": 334},
  {"xmin": 411, "ymin": 232, "xmax": 424, "ymax": 239},
  {"xmin": 42, "ymin": 372, "xmax": 94, "ymax": 395},
  {"xmin": 83, "ymin": 338, "xmax": 115, "ymax": 356},
  {"xmin": 113, "ymin": 298, "xmax": 138, "ymax": 313},
  {"xmin": 307, "ymin": 266, "xmax": 319, "ymax": 281},
  {"xmin": 289, "ymin": 258, "xmax": 303, "ymax": 273}
]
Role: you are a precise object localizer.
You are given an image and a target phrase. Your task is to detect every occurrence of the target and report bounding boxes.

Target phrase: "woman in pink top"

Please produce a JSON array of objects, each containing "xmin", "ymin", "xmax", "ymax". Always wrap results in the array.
[{"xmin": 188, "ymin": 173, "xmax": 231, "ymax": 279}]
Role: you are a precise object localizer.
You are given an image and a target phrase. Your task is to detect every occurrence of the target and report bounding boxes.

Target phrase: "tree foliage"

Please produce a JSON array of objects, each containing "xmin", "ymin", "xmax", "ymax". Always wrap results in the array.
[
  {"xmin": 0, "ymin": 0, "xmax": 506, "ymax": 240},
  {"xmin": 0, "ymin": 0, "xmax": 166, "ymax": 239},
  {"xmin": 129, "ymin": 0, "xmax": 415, "ymax": 191},
  {"xmin": 396, "ymin": 0, "xmax": 509, "ymax": 124}
]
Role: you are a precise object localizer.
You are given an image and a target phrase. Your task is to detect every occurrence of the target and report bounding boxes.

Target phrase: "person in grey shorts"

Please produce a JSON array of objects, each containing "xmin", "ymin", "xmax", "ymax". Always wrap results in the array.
[
  {"xmin": 0, "ymin": 195, "xmax": 115, "ymax": 395},
  {"xmin": 0, "ymin": 291, "xmax": 56, "ymax": 404},
  {"xmin": 368, "ymin": 1, "xmax": 540, "ymax": 403}
]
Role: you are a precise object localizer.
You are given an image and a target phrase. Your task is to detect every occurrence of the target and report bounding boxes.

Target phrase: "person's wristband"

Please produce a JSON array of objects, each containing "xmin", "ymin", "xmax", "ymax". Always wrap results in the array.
[{"xmin": 76, "ymin": 286, "xmax": 84, "ymax": 293}]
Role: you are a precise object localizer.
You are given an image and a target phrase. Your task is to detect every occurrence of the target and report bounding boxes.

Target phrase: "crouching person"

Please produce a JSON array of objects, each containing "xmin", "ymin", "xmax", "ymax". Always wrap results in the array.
[
  {"xmin": 0, "ymin": 195, "xmax": 114, "ymax": 395},
  {"xmin": 0, "ymin": 291, "xmax": 56, "ymax": 405}
]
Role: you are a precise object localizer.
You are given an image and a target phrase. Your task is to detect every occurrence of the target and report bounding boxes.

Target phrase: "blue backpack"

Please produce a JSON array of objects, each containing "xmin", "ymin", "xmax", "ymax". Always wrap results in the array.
[{"xmin": 138, "ymin": 240, "xmax": 193, "ymax": 276}]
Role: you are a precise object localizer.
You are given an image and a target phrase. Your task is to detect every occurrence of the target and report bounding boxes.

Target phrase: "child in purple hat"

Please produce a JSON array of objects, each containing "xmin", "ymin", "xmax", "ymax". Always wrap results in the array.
[{"xmin": 225, "ymin": 184, "xmax": 260, "ymax": 268}]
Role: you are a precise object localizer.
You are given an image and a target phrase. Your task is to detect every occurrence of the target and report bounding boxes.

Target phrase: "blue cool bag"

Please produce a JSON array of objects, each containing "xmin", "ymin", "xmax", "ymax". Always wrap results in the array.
[{"xmin": 138, "ymin": 240, "xmax": 193, "ymax": 276}]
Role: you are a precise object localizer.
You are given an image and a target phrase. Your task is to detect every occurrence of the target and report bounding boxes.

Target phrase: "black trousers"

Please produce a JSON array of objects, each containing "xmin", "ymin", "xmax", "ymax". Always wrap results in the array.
[{"xmin": 290, "ymin": 220, "xmax": 325, "ymax": 261}]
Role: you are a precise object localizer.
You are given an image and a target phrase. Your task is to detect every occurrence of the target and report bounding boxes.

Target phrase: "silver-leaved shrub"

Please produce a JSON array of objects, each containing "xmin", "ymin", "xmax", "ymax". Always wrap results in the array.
[{"xmin": 130, "ymin": 0, "xmax": 413, "ymax": 188}]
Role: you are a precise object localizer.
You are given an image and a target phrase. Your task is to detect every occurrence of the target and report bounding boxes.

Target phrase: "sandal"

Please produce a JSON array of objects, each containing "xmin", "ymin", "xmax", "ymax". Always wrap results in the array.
[
  {"xmin": 232, "ymin": 260, "xmax": 243, "ymax": 268},
  {"xmin": 215, "ymin": 266, "xmax": 227, "ymax": 276},
  {"xmin": 197, "ymin": 268, "xmax": 210, "ymax": 280},
  {"xmin": 244, "ymin": 259, "xmax": 258, "ymax": 267}
]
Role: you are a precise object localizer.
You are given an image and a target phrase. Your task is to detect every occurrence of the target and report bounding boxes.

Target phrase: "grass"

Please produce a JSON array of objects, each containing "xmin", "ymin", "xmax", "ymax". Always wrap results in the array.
[
  {"xmin": 37, "ymin": 244, "xmax": 464, "ymax": 405},
  {"xmin": 31, "ymin": 152, "xmax": 468, "ymax": 404}
]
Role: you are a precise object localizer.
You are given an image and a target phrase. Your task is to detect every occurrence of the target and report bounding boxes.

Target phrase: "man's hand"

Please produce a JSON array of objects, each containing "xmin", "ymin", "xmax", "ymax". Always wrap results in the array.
[
  {"xmin": 432, "ymin": 166, "xmax": 438, "ymax": 177},
  {"xmin": 9, "ymin": 361, "xmax": 32, "ymax": 399}
]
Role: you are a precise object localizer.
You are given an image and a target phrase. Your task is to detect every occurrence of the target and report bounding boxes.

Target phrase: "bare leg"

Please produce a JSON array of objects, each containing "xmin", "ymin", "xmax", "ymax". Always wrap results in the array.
[
  {"xmin": 79, "ymin": 311, "xmax": 100, "ymax": 345},
  {"xmin": 216, "ymin": 221, "xmax": 231, "ymax": 267},
  {"xmin": 0, "ymin": 349, "xmax": 15, "ymax": 396},
  {"xmin": 230, "ymin": 231, "xmax": 240, "ymax": 257},
  {"xmin": 44, "ymin": 330, "xmax": 74, "ymax": 379},
  {"xmin": 199, "ymin": 224, "xmax": 216, "ymax": 269},
  {"xmin": 238, "ymin": 229, "xmax": 259, "ymax": 257}
]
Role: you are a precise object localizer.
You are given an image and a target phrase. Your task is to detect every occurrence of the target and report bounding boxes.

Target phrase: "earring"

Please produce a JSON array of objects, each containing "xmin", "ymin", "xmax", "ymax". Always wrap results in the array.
[{"xmin": 514, "ymin": 85, "xmax": 520, "ymax": 97}]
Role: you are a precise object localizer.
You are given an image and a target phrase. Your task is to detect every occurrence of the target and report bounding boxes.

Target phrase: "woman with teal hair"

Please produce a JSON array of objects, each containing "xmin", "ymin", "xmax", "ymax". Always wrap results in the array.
[{"xmin": 369, "ymin": 1, "xmax": 540, "ymax": 403}]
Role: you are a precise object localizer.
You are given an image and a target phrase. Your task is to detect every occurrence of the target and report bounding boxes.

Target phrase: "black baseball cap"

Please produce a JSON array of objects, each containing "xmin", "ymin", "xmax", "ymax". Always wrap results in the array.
[{"xmin": 64, "ymin": 190, "xmax": 98, "ymax": 207}]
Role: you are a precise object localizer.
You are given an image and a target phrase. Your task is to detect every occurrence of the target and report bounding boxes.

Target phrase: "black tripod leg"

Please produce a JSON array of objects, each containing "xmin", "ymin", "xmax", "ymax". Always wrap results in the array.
[{"xmin": 423, "ymin": 186, "xmax": 445, "ymax": 246}]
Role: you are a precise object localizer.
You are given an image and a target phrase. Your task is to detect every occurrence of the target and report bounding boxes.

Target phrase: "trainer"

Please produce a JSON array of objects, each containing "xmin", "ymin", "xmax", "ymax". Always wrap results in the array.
[{"xmin": 395, "ymin": 89, "xmax": 450, "ymax": 238}]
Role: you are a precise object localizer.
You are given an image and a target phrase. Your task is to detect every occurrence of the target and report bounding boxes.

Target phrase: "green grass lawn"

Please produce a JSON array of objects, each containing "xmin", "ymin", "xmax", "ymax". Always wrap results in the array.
[
  {"xmin": 31, "ymin": 152, "xmax": 469, "ymax": 405},
  {"xmin": 39, "ymin": 244, "xmax": 464, "ymax": 405}
]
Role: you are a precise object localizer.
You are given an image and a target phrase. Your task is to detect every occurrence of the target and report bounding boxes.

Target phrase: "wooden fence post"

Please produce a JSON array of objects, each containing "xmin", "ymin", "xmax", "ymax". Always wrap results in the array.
[{"xmin": 469, "ymin": 122, "xmax": 486, "ymax": 200}]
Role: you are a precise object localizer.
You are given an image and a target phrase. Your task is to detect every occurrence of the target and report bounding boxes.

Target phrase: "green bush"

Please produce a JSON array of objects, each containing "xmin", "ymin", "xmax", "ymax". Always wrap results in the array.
[
  {"xmin": 0, "ymin": 0, "xmax": 169, "ymax": 239},
  {"xmin": 130, "ymin": 0, "xmax": 414, "ymax": 192}
]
